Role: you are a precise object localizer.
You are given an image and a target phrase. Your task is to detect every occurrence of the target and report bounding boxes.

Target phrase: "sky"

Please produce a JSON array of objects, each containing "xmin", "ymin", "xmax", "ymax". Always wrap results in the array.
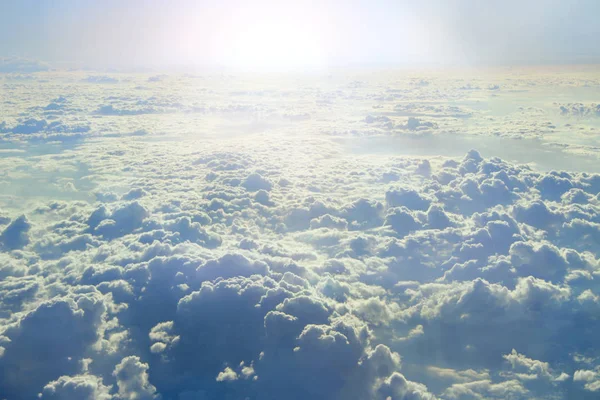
[{"xmin": 1, "ymin": 0, "xmax": 599, "ymax": 70}]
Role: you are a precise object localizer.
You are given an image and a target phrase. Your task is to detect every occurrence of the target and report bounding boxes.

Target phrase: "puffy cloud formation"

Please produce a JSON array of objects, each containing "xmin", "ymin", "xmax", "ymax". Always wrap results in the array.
[
  {"xmin": 113, "ymin": 356, "xmax": 157, "ymax": 399},
  {"xmin": 0, "ymin": 215, "xmax": 30, "ymax": 250},
  {"xmin": 558, "ymin": 103, "xmax": 600, "ymax": 118},
  {"xmin": 40, "ymin": 374, "xmax": 113, "ymax": 400},
  {"xmin": 0, "ymin": 69, "xmax": 599, "ymax": 400}
]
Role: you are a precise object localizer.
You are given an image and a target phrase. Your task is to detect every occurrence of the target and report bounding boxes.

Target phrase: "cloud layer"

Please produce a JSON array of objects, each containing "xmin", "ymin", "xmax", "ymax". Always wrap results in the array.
[{"xmin": 0, "ymin": 68, "xmax": 599, "ymax": 399}]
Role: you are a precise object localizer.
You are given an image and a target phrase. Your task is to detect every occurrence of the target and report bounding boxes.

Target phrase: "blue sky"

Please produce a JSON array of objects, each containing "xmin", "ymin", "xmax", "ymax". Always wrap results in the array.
[{"xmin": 1, "ymin": 0, "xmax": 599, "ymax": 69}]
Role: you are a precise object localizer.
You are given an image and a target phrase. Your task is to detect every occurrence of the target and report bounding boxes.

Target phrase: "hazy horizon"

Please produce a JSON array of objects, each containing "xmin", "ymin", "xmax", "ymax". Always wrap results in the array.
[{"xmin": 2, "ymin": 0, "xmax": 600, "ymax": 71}]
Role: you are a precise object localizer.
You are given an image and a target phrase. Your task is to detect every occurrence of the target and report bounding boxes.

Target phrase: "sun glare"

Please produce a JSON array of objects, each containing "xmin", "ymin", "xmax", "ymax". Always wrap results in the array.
[
  {"xmin": 226, "ymin": 23, "xmax": 324, "ymax": 70},
  {"xmin": 209, "ymin": 5, "xmax": 328, "ymax": 71}
]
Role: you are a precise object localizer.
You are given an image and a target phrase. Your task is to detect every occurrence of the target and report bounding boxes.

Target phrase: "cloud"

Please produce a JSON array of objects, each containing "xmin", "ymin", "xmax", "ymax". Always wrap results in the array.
[
  {"xmin": 0, "ymin": 118, "xmax": 91, "ymax": 135},
  {"xmin": 113, "ymin": 356, "xmax": 157, "ymax": 399},
  {"xmin": 386, "ymin": 188, "xmax": 432, "ymax": 211},
  {"xmin": 0, "ymin": 57, "xmax": 50, "ymax": 73},
  {"xmin": 443, "ymin": 379, "xmax": 527, "ymax": 399},
  {"xmin": 1, "ymin": 69, "xmax": 600, "ymax": 400},
  {"xmin": 376, "ymin": 372, "xmax": 436, "ymax": 399},
  {"xmin": 574, "ymin": 369, "xmax": 600, "ymax": 392},
  {"xmin": 242, "ymin": 173, "xmax": 273, "ymax": 192},
  {"xmin": 40, "ymin": 374, "xmax": 113, "ymax": 400},
  {"xmin": 0, "ymin": 292, "xmax": 110, "ymax": 399},
  {"xmin": 88, "ymin": 202, "xmax": 149, "ymax": 239},
  {"xmin": 84, "ymin": 75, "xmax": 119, "ymax": 84},
  {"xmin": 558, "ymin": 103, "xmax": 600, "ymax": 118},
  {"xmin": 503, "ymin": 349, "xmax": 567, "ymax": 382},
  {"xmin": 0, "ymin": 215, "xmax": 31, "ymax": 250}
]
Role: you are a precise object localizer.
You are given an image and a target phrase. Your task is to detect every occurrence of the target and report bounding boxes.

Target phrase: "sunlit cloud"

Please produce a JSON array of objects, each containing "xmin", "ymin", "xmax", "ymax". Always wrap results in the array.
[{"xmin": 1, "ymin": 1, "xmax": 600, "ymax": 399}]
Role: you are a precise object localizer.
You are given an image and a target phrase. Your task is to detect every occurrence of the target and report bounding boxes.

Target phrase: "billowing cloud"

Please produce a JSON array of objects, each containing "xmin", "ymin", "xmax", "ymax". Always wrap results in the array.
[{"xmin": 0, "ymin": 68, "xmax": 599, "ymax": 400}]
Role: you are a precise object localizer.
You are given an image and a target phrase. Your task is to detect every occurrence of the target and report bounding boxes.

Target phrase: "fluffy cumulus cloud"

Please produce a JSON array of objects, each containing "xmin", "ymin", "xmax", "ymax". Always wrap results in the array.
[
  {"xmin": 0, "ymin": 68, "xmax": 599, "ymax": 400},
  {"xmin": 40, "ymin": 374, "xmax": 113, "ymax": 400}
]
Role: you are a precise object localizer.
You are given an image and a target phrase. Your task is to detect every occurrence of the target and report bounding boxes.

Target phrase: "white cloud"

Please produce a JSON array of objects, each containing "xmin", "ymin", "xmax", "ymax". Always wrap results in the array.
[
  {"xmin": 40, "ymin": 374, "xmax": 113, "ymax": 400},
  {"xmin": 113, "ymin": 356, "xmax": 157, "ymax": 399},
  {"xmin": 0, "ymin": 68, "xmax": 599, "ymax": 400}
]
